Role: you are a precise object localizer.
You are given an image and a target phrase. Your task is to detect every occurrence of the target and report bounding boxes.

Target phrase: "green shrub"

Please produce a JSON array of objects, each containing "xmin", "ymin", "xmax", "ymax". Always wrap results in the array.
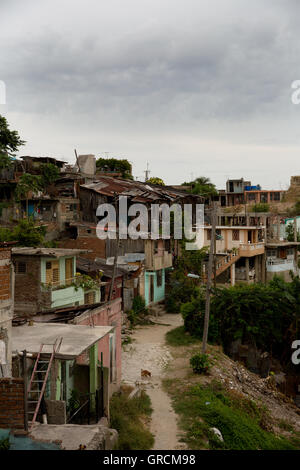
[
  {"xmin": 250, "ymin": 203, "xmax": 269, "ymax": 213},
  {"xmin": 182, "ymin": 277, "xmax": 300, "ymax": 364},
  {"xmin": 0, "ymin": 437, "xmax": 10, "ymax": 450},
  {"xmin": 190, "ymin": 353, "xmax": 211, "ymax": 374},
  {"xmin": 127, "ymin": 295, "xmax": 148, "ymax": 325},
  {"xmin": 110, "ymin": 390, "xmax": 154, "ymax": 450}
]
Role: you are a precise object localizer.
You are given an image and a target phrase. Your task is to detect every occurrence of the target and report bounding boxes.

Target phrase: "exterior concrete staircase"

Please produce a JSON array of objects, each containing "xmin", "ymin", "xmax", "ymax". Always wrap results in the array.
[
  {"xmin": 204, "ymin": 249, "xmax": 241, "ymax": 281},
  {"xmin": 214, "ymin": 250, "xmax": 241, "ymax": 278}
]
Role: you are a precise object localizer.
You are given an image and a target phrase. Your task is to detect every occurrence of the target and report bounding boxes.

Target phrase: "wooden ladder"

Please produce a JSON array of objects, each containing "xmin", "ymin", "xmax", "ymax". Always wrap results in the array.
[{"xmin": 27, "ymin": 337, "xmax": 63, "ymax": 430}]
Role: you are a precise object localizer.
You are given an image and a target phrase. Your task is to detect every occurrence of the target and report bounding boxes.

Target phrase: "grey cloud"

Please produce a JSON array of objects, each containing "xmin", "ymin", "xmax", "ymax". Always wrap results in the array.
[{"xmin": 1, "ymin": 0, "xmax": 300, "ymax": 187}]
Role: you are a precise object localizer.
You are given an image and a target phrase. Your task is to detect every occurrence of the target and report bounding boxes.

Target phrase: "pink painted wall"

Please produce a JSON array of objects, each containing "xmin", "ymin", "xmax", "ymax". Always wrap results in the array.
[{"xmin": 74, "ymin": 298, "xmax": 122, "ymax": 389}]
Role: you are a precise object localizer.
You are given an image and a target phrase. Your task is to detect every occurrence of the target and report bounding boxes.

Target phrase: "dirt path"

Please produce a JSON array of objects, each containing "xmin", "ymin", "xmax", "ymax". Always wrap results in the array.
[{"xmin": 122, "ymin": 313, "xmax": 186, "ymax": 450}]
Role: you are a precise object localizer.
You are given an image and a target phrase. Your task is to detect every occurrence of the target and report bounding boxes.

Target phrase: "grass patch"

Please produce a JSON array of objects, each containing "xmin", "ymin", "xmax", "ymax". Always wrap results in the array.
[
  {"xmin": 278, "ymin": 419, "xmax": 295, "ymax": 432},
  {"xmin": 165, "ymin": 326, "xmax": 201, "ymax": 347},
  {"xmin": 110, "ymin": 390, "xmax": 154, "ymax": 450},
  {"xmin": 163, "ymin": 379, "xmax": 298, "ymax": 450}
]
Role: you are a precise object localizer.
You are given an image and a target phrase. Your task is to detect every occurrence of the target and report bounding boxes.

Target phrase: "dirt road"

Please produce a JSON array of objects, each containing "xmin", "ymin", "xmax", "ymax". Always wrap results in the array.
[{"xmin": 122, "ymin": 313, "xmax": 186, "ymax": 450}]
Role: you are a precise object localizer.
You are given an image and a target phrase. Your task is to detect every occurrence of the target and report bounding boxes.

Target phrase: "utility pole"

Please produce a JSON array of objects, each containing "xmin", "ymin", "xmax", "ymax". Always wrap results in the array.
[
  {"xmin": 213, "ymin": 201, "xmax": 217, "ymax": 289},
  {"xmin": 202, "ymin": 201, "xmax": 217, "ymax": 354}
]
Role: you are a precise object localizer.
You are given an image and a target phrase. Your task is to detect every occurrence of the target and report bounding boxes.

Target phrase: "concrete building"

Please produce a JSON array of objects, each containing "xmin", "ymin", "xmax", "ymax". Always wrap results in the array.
[
  {"xmin": 0, "ymin": 242, "xmax": 14, "ymax": 377},
  {"xmin": 12, "ymin": 322, "xmax": 113, "ymax": 424},
  {"xmin": 12, "ymin": 248, "xmax": 101, "ymax": 316},
  {"xmin": 265, "ymin": 242, "xmax": 300, "ymax": 281},
  {"xmin": 203, "ymin": 225, "xmax": 266, "ymax": 284},
  {"xmin": 141, "ymin": 239, "xmax": 173, "ymax": 306},
  {"xmin": 33, "ymin": 297, "xmax": 123, "ymax": 398}
]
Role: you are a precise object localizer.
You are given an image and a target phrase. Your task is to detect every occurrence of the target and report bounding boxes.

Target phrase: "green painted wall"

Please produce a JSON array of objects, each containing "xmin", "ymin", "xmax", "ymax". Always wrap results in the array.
[
  {"xmin": 56, "ymin": 361, "xmax": 61, "ymax": 401},
  {"xmin": 89, "ymin": 344, "xmax": 98, "ymax": 411},
  {"xmin": 40, "ymin": 256, "xmax": 76, "ymax": 284},
  {"xmin": 40, "ymin": 256, "xmax": 100, "ymax": 309},
  {"xmin": 144, "ymin": 269, "xmax": 165, "ymax": 306}
]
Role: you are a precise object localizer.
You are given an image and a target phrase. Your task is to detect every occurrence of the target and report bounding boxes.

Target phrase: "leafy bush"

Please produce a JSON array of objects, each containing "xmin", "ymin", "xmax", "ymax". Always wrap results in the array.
[
  {"xmin": 0, "ymin": 437, "xmax": 10, "ymax": 450},
  {"xmin": 0, "ymin": 217, "xmax": 46, "ymax": 246},
  {"xmin": 127, "ymin": 295, "xmax": 149, "ymax": 325},
  {"xmin": 96, "ymin": 157, "xmax": 133, "ymax": 179},
  {"xmin": 250, "ymin": 203, "xmax": 269, "ymax": 213},
  {"xmin": 190, "ymin": 353, "xmax": 211, "ymax": 374},
  {"xmin": 182, "ymin": 277, "xmax": 300, "ymax": 364}
]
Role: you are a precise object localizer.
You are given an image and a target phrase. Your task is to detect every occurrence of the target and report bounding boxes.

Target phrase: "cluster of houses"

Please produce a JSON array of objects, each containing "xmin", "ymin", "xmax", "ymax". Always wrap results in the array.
[{"xmin": 0, "ymin": 154, "xmax": 299, "ymax": 442}]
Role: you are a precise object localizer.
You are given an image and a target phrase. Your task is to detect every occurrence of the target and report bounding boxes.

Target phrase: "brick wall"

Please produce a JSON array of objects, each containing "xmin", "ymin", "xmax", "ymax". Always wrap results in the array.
[
  {"xmin": 59, "ymin": 236, "xmax": 106, "ymax": 260},
  {"xmin": 0, "ymin": 248, "xmax": 11, "ymax": 301},
  {"xmin": 0, "ymin": 378, "xmax": 24, "ymax": 429},
  {"xmin": 13, "ymin": 255, "xmax": 44, "ymax": 316}
]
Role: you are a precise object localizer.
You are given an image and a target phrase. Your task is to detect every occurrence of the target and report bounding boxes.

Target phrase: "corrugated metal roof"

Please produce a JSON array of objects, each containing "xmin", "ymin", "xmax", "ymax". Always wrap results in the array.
[{"xmin": 80, "ymin": 176, "xmax": 203, "ymax": 203}]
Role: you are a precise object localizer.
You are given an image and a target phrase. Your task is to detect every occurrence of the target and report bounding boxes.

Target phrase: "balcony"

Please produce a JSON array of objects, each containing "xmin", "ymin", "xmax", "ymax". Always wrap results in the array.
[
  {"xmin": 266, "ymin": 258, "xmax": 296, "ymax": 273},
  {"xmin": 152, "ymin": 251, "xmax": 173, "ymax": 271},
  {"xmin": 41, "ymin": 275, "xmax": 100, "ymax": 310},
  {"xmin": 239, "ymin": 242, "xmax": 265, "ymax": 257},
  {"xmin": 42, "ymin": 275, "xmax": 84, "ymax": 291}
]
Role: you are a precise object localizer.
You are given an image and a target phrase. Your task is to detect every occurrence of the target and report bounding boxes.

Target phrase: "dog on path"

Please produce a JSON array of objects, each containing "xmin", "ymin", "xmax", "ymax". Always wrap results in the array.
[{"xmin": 141, "ymin": 369, "xmax": 151, "ymax": 378}]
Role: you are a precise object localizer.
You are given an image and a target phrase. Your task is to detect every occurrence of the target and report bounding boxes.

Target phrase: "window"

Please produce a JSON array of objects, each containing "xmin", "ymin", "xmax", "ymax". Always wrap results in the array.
[
  {"xmin": 273, "ymin": 192, "xmax": 280, "ymax": 201},
  {"xmin": 207, "ymin": 230, "xmax": 211, "ymax": 241},
  {"xmin": 232, "ymin": 229, "xmax": 240, "ymax": 241},
  {"xmin": 156, "ymin": 269, "xmax": 163, "ymax": 287},
  {"xmin": 247, "ymin": 193, "xmax": 256, "ymax": 202},
  {"xmin": 260, "ymin": 193, "xmax": 268, "ymax": 203},
  {"xmin": 46, "ymin": 260, "xmax": 60, "ymax": 285},
  {"xmin": 84, "ymin": 291, "xmax": 96, "ymax": 305},
  {"xmin": 267, "ymin": 249, "xmax": 277, "ymax": 257},
  {"xmin": 16, "ymin": 262, "xmax": 26, "ymax": 274}
]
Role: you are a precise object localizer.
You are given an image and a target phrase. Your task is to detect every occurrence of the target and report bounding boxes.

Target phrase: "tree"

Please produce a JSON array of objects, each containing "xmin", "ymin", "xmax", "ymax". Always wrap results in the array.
[
  {"xmin": 0, "ymin": 115, "xmax": 25, "ymax": 169},
  {"xmin": 96, "ymin": 157, "xmax": 133, "ymax": 179},
  {"xmin": 286, "ymin": 222, "xmax": 300, "ymax": 242},
  {"xmin": 40, "ymin": 163, "xmax": 60, "ymax": 186},
  {"xmin": 0, "ymin": 218, "xmax": 46, "ymax": 247},
  {"xmin": 15, "ymin": 173, "xmax": 43, "ymax": 216},
  {"xmin": 146, "ymin": 177, "xmax": 165, "ymax": 186},
  {"xmin": 181, "ymin": 277, "xmax": 300, "ymax": 365},
  {"xmin": 182, "ymin": 176, "xmax": 218, "ymax": 199}
]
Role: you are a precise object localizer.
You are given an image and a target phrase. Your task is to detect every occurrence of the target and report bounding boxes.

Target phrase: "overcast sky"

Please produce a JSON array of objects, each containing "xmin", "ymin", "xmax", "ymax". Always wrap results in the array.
[{"xmin": 1, "ymin": 0, "xmax": 300, "ymax": 189}]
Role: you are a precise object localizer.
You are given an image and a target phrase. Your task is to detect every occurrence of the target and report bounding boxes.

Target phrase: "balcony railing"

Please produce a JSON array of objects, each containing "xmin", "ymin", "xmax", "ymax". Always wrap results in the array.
[
  {"xmin": 42, "ymin": 275, "xmax": 98, "ymax": 292},
  {"xmin": 239, "ymin": 242, "xmax": 265, "ymax": 257}
]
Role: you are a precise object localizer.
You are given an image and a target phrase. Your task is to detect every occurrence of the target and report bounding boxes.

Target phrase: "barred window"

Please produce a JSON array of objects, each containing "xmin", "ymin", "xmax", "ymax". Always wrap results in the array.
[
  {"xmin": 16, "ymin": 262, "xmax": 26, "ymax": 274},
  {"xmin": 84, "ymin": 291, "xmax": 96, "ymax": 305},
  {"xmin": 156, "ymin": 270, "xmax": 163, "ymax": 287},
  {"xmin": 232, "ymin": 229, "xmax": 240, "ymax": 241}
]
